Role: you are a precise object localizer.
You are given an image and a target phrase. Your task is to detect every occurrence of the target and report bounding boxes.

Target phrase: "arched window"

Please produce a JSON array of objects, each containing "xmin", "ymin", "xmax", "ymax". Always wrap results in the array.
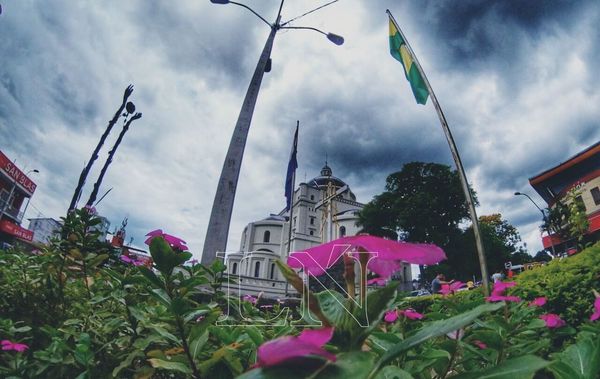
[
  {"xmin": 263, "ymin": 230, "xmax": 271, "ymax": 243},
  {"xmin": 270, "ymin": 263, "xmax": 276, "ymax": 280},
  {"xmin": 254, "ymin": 261, "xmax": 261, "ymax": 278},
  {"xmin": 231, "ymin": 262, "xmax": 237, "ymax": 275},
  {"xmin": 339, "ymin": 226, "xmax": 346, "ymax": 237}
]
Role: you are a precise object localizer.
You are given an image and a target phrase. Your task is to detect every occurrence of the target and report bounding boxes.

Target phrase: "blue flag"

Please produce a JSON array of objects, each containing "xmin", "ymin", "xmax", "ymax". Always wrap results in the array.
[{"xmin": 285, "ymin": 123, "xmax": 299, "ymax": 211}]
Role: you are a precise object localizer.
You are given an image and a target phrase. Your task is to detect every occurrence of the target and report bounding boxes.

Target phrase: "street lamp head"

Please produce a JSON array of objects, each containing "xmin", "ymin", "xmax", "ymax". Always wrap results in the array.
[
  {"xmin": 514, "ymin": 192, "xmax": 522, "ymax": 196},
  {"xmin": 32, "ymin": 169, "xmax": 39, "ymax": 173},
  {"xmin": 210, "ymin": 0, "xmax": 229, "ymax": 4},
  {"xmin": 326, "ymin": 33, "xmax": 344, "ymax": 46}
]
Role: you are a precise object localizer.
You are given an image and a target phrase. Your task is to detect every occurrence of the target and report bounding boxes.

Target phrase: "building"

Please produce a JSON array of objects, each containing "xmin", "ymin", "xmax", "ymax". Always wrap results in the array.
[
  {"xmin": 28, "ymin": 218, "xmax": 63, "ymax": 244},
  {"xmin": 0, "ymin": 151, "xmax": 36, "ymax": 247},
  {"xmin": 529, "ymin": 141, "xmax": 600, "ymax": 253},
  {"xmin": 223, "ymin": 163, "xmax": 413, "ymax": 298}
]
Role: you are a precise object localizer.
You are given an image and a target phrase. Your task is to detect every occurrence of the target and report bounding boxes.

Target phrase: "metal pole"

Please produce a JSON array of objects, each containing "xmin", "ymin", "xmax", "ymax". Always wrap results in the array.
[
  {"xmin": 515, "ymin": 192, "xmax": 556, "ymax": 256},
  {"xmin": 387, "ymin": 10, "xmax": 490, "ymax": 294},
  {"xmin": 201, "ymin": 17, "xmax": 280, "ymax": 265}
]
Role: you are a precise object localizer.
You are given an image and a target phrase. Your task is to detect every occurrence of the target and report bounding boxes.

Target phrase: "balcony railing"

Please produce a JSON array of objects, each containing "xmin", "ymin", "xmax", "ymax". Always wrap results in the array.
[{"xmin": 0, "ymin": 198, "xmax": 24, "ymax": 224}]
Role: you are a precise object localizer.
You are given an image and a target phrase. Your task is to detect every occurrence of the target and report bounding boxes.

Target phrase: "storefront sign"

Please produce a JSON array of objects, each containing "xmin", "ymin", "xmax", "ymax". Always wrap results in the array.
[
  {"xmin": 0, "ymin": 219, "xmax": 34, "ymax": 241},
  {"xmin": 0, "ymin": 151, "xmax": 37, "ymax": 196}
]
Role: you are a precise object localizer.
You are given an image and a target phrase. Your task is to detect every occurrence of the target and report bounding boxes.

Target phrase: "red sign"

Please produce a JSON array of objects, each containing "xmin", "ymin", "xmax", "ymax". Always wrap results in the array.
[
  {"xmin": 0, "ymin": 220, "xmax": 34, "ymax": 241},
  {"xmin": 0, "ymin": 151, "xmax": 37, "ymax": 196}
]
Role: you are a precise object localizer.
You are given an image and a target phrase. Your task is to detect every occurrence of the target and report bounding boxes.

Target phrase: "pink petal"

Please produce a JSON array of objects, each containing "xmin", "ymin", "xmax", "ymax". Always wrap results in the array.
[
  {"xmin": 367, "ymin": 258, "xmax": 402, "ymax": 279},
  {"xmin": 12, "ymin": 343, "xmax": 28, "ymax": 352},
  {"xmin": 367, "ymin": 277, "xmax": 387, "ymax": 286},
  {"xmin": 384, "ymin": 310, "xmax": 398, "ymax": 323},
  {"xmin": 145, "ymin": 229, "xmax": 163, "ymax": 237},
  {"xmin": 402, "ymin": 309, "xmax": 424, "ymax": 320},
  {"xmin": 529, "ymin": 297, "xmax": 547, "ymax": 307},
  {"xmin": 297, "ymin": 327, "xmax": 334, "ymax": 347},
  {"xmin": 120, "ymin": 255, "xmax": 133, "ymax": 264},
  {"xmin": 540, "ymin": 313, "xmax": 566, "ymax": 328},
  {"xmin": 257, "ymin": 328, "xmax": 336, "ymax": 367},
  {"xmin": 595, "ymin": 297, "xmax": 600, "ymax": 312},
  {"xmin": 473, "ymin": 340, "xmax": 487, "ymax": 349},
  {"xmin": 491, "ymin": 281, "xmax": 516, "ymax": 295},
  {"xmin": 590, "ymin": 312, "xmax": 600, "ymax": 321},
  {"xmin": 287, "ymin": 244, "xmax": 351, "ymax": 276},
  {"xmin": 439, "ymin": 284, "xmax": 452, "ymax": 296}
]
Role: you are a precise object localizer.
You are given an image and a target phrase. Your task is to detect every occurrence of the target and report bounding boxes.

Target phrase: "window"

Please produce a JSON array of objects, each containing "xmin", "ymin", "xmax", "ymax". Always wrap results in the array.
[
  {"xmin": 263, "ymin": 230, "xmax": 270, "ymax": 243},
  {"xmin": 231, "ymin": 262, "xmax": 237, "ymax": 275},
  {"xmin": 592, "ymin": 187, "xmax": 600, "ymax": 205},
  {"xmin": 293, "ymin": 217, "xmax": 297, "ymax": 226},
  {"xmin": 254, "ymin": 261, "xmax": 261, "ymax": 278},
  {"xmin": 310, "ymin": 217, "xmax": 315, "ymax": 225},
  {"xmin": 270, "ymin": 263, "xmax": 276, "ymax": 279},
  {"xmin": 310, "ymin": 195, "xmax": 315, "ymax": 200},
  {"xmin": 309, "ymin": 230, "xmax": 314, "ymax": 236},
  {"xmin": 575, "ymin": 195, "xmax": 586, "ymax": 211},
  {"xmin": 339, "ymin": 226, "xmax": 346, "ymax": 237}
]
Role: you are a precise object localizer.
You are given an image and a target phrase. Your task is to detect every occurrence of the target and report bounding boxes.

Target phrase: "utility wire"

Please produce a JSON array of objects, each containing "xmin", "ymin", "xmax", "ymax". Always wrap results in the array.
[{"xmin": 280, "ymin": 0, "xmax": 339, "ymax": 27}]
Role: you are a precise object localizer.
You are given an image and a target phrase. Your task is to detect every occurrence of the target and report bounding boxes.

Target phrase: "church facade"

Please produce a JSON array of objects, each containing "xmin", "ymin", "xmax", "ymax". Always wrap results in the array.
[{"xmin": 222, "ymin": 164, "xmax": 413, "ymax": 298}]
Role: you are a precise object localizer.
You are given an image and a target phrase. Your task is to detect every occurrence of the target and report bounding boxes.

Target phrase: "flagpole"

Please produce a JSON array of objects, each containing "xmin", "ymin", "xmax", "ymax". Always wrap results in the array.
[
  {"xmin": 284, "ymin": 121, "xmax": 298, "ymax": 297},
  {"xmin": 386, "ymin": 10, "xmax": 490, "ymax": 295}
]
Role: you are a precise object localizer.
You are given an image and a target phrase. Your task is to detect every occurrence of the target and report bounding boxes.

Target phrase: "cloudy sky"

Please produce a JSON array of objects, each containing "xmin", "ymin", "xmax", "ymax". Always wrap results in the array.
[{"xmin": 1, "ymin": 0, "xmax": 599, "ymax": 259}]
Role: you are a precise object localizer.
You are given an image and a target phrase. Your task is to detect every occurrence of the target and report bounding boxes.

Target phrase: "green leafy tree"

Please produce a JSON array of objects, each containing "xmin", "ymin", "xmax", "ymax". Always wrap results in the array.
[
  {"xmin": 452, "ymin": 214, "xmax": 525, "ymax": 280},
  {"xmin": 357, "ymin": 162, "xmax": 475, "ymax": 247}
]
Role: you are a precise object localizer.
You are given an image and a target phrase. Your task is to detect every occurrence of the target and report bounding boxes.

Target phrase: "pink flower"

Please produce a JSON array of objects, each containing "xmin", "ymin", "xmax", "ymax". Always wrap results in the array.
[
  {"xmin": 145, "ymin": 229, "xmax": 188, "ymax": 251},
  {"xmin": 486, "ymin": 281, "xmax": 521, "ymax": 303},
  {"xmin": 367, "ymin": 277, "xmax": 387, "ymax": 286},
  {"xmin": 473, "ymin": 340, "xmax": 487, "ymax": 349},
  {"xmin": 83, "ymin": 205, "xmax": 97, "ymax": 215},
  {"xmin": 243, "ymin": 295, "xmax": 257, "ymax": 305},
  {"xmin": 439, "ymin": 281, "xmax": 464, "ymax": 296},
  {"xmin": 384, "ymin": 310, "xmax": 399, "ymax": 323},
  {"xmin": 256, "ymin": 327, "xmax": 336, "ymax": 367},
  {"xmin": 189, "ymin": 259, "xmax": 198, "ymax": 265},
  {"xmin": 529, "ymin": 297, "xmax": 547, "ymax": 307},
  {"xmin": 540, "ymin": 313, "xmax": 566, "ymax": 328},
  {"xmin": 491, "ymin": 281, "xmax": 516, "ymax": 294},
  {"xmin": 120, "ymin": 255, "xmax": 144, "ymax": 266},
  {"xmin": 399, "ymin": 309, "xmax": 424, "ymax": 320},
  {"xmin": 590, "ymin": 297, "xmax": 600, "ymax": 321},
  {"xmin": 287, "ymin": 235, "xmax": 446, "ymax": 278},
  {"xmin": 1, "ymin": 340, "xmax": 28, "ymax": 352}
]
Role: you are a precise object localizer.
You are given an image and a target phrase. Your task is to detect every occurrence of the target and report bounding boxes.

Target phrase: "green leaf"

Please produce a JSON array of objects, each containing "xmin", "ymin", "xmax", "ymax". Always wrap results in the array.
[
  {"xmin": 375, "ymin": 302, "xmax": 503, "ymax": 370},
  {"xmin": 245, "ymin": 326, "xmax": 265, "ymax": 346},
  {"xmin": 318, "ymin": 352, "xmax": 376, "ymax": 379},
  {"xmin": 452, "ymin": 355, "xmax": 549, "ymax": 379},
  {"xmin": 189, "ymin": 330, "xmax": 209, "ymax": 361},
  {"xmin": 549, "ymin": 338, "xmax": 600, "ymax": 379},
  {"xmin": 352, "ymin": 282, "xmax": 397, "ymax": 346},
  {"xmin": 74, "ymin": 333, "xmax": 94, "ymax": 367},
  {"xmin": 147, "ymin": 358, "xmax": 193, "ymax": 375},
  {"xmin": 113, "ymin": 350, "xmax": 145, "ymax": 377},
  {"xmin": 138, "ymin": 266, "xmax": 164, "ymax": 288},
  {"xmin": 170, "ymin": 297, "xmax": 190, "ymax": 316},
  {"xmin": 374, "ymin": 366, "xmax": 414, "ymax": 379},
  {"xmin": 88, "ymin": 253, "xmax": 109, "ymax": 268},
  {"xmin": 150, "ymin": 288, "xmax": 172, "ymax": 308},
  {"xmin": 149, "ymin": 237, "xmax": 177, "ymax": 275}
]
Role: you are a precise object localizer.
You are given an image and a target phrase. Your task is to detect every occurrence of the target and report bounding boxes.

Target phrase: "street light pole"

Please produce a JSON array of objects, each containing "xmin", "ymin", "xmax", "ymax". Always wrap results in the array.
[
  {"xmin": 514, "ymin": 191, "xmax": 556, "ymax": 256},
  {"xmin": 202, "ymin": 0, "xmax": 343, "ymax": 265}
]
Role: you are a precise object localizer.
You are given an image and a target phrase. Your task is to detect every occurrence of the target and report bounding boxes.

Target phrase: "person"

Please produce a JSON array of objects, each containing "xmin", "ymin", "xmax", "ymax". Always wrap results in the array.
[
  {"xmin": 431, "ymin": 273, "xmax": 453, "ymax": 294},
  {"xmin": 491, "ymin": 271, "xmax": 503, "ymax": 283}
]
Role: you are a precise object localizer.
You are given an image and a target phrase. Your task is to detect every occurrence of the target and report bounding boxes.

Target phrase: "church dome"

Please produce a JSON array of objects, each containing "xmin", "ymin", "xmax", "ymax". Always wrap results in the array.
[{"xmin": 309, "ymin": 163, "xmax": 347, "ymax": 190}]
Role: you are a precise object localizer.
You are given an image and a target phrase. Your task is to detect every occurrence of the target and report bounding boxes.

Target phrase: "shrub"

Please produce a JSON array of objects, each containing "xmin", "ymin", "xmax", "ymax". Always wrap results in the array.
[{"xmin": 513, "ymin": 242, "xmax": 600, "ymax": 326}]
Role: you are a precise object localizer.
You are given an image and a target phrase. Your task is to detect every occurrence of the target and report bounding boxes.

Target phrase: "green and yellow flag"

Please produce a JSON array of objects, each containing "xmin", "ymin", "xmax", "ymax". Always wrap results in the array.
[{"xmin": 388, "ymin": 16, "xmax": 429, "ymax": 105}]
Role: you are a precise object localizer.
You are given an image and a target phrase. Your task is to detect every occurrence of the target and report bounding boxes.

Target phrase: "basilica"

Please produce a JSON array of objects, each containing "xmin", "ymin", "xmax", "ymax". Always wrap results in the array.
[{"xmin": 222, "ymin": 164, "xmax": 412, "ymax": 298}]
